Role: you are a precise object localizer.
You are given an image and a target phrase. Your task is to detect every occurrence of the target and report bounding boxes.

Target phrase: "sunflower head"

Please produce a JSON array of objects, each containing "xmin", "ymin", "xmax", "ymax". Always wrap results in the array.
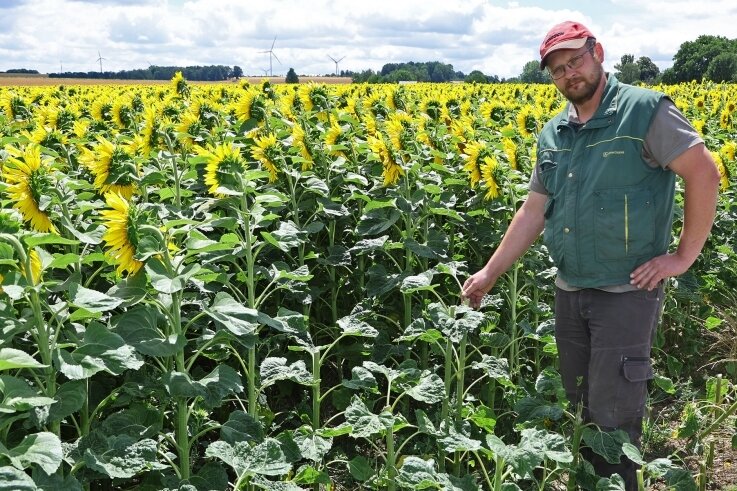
[
  {"xmin": 1, "ymin": 92, "xmax": 31, "ymax": 121},
  {"xmin": 175, "ymin": 111, "xmax": 204, "ymax": 149},
  {"xmin": 711, "ymin": 151, "xmax": 730, "ymax": 192},
  {"xmin": 291, "ymin": 123, "xmax": 314, "ymax": 171},
  {"xmin": 2, "ymin": 144, "xmax": 57, "ymax": 233},
  {"xmin": 251, "ymin": 133, "xmax": 280, "ymax": 182},
  {"xmin": 78, "ymin": 136, "xmax": 138, "ymax": 199},
  {"xmin": 234, "ymin": 90, "xmax": 268, "ymax": 123},
  {"xmin": 101, "ymin": 192, "xmax": 148, "ymax": 276},
  {"xmin": 194, "ymin": 143, "xmax": 248, "ymax": 197},
  {"xmin": 171, "ymin": 71, "xmax": 190, "ymax": 97}
]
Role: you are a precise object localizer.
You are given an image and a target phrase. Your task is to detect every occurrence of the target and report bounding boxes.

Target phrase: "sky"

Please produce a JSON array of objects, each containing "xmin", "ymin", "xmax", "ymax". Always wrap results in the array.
[{"xmin": 1, "ymin": 0, "xmax": 736, "ymax": 79}]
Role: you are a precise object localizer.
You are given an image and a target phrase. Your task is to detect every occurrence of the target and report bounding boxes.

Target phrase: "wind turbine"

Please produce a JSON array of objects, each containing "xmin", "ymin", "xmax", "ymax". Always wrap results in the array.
[
  {"xmin": 96, "ymin": 50, "xmax": 106, "ymax": 74},
  {"xmin": 260, "ymin": 36, "xmax": 281, "ymax": 77},
  {"xmin": 328, "ymin": 55, "xmax": 345, "ymax": 76}
]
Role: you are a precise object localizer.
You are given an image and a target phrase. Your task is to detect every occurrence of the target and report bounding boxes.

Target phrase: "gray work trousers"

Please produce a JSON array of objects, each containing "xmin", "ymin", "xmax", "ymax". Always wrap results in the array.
[{"xmin": 554, "ymin": 285, "xmax": 664, "ymax": 490}]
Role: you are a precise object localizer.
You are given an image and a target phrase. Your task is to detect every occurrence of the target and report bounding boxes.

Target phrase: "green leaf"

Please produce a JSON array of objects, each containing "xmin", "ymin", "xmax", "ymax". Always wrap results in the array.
[
  {"xmin": 349, "ymin": 236, "xmax": 388, "ymax": 254},
  {"xmin": 23, "ymin": 233, "xmax": 79, "ymax": 248},
  {"xmin": 292, "ymin": 426, "xmax": 332, "ymax": 462},
  {"xmin": 469, "ymin": 404, "xmax": 497, "ymax": 434},
  {"xmin": 3, "ymin": 431, "xmax": 62, "ymax": 475},
  {"xmin": 395, "ymin": 456, "xmax": 439, "ymax": 489},
  {"xmin": 471, "ymin": 355, "xmax": 513, "ymax": 387},
  {"xmin": 366, "ymin": 264, "xmax": 404, "ymax": 298},
  {"xmin": 47, "ymin": 380, "xmax": 87, "ymax": 424},
  {"xmin": 0, "ymin": 466, "xmax": 36, "ymax": 491},
  {"xmin": 206, "ymin": 292, "xmax": 267, "ymax": 337},
  {"xmin": 83, "ymin": 436, "xmax": 162, "ymax": 479},
  {"xmin": 221, "ymin": 410, "xmax": 264, "ymax": 445},
  {"xmin": 438, "ymin": 422, "xmax": 482, "ymax": 452},
  {"xmin": 595, "ymin": 474, "xmax": 626, "ymax": 490},
  {"xmin": 0, "ymin": 375, "xmax": 56, "ymax": 412},
  {"xmin": 348, "ymin": 455, "xmax": 374, "ymax": 481},
  {"xmin": 165, "ymin": 365, "xmax": 243, "ymax": 407},
  {"xmin": 654, "ymin": 373, "xmax": 676, "ymax": 394},
  {"xmin": 621, "ymin": 442, "xmax": 646, "ymax": 465},
  {"xmin": 58, "ymin": 322, "xmax": 143, "ymax": 379},
  {"xmin": 344, "ymin": 396, "xmax": 382, "ymax": 438},
  {"xmin": 663, "ymin": 468, "xmax": 697, "ymax": 490},
  {"xmin": 261, "ymin": 220, "xmax": 305, "ymax": 252},
  {"xmin": 68, "ymin": 283, "xmax": 123, "ymax": 313},
  {"xmin": 342, "ymin": 366, "xmax": 378, "ymax": 392},
  {"xmin": 293, "ymin": 465, "xmax": 330, "ymax": 485},
  {"xmin": 260, "ymin": 358, "xmax": 312, "ymax": 389},
  {"xmin": 145, "ymin": 259, "xmax": 201, "ymax": 294},
  {"xmin": 404, "ymin": 229, "xmax": 449, "ymax": 260},
  {"xmin": 356, "ymin": 208, "xmax": 401, "ymax": 236},
  {"xmin": 0, "ymin": 348, "xmax": 46, "ymax": 371},
  {"xmin": 704, "ymin": 316, "xmax": 722, "ymax": 330},
  {"xmin": 100, "ymin": 404, "xmax": 163, "ymax": 439},
  {"xmin": 113, "ymin": 307, "xmax": 186, "ymax": 357},
  {"xmin": 514, "ymin": 397, "xmax": 564, "ymax": 423},
  {"xmin": 406, "ymin": 371, "xmax": 445, "ymax": 404},
  {"xmin": 582, "ymin": 427, "xmax": 629, "ymax": 465},
  {"xmin": 206, "ymin": 438, "xmax": 292, "ymax": 478},
  {"xmin": 337, "ymin": 316, "xmax": 378, "ymax": 337},
  {"xmin": 400, "ymin": 270, "xmax": 435, "ymax": 293}
]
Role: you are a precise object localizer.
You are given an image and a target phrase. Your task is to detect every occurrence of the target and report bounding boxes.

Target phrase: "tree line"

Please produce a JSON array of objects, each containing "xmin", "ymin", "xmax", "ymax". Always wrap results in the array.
[{"xmin": 47, "ymin": 65, "xmax": 243, "ymax": 81}]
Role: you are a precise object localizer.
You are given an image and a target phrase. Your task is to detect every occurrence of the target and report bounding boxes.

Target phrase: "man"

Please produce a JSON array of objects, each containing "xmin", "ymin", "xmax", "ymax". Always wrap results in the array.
[{"xmin": 461, "ymin": 20, "xmax": 720, "ymax": 489}]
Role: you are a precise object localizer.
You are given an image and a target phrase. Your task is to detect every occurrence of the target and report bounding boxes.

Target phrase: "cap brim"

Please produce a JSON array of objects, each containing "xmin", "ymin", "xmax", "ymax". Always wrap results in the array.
[{"xmin": 540, "ymin": 38, "xmax": 588, "ymax": 68}]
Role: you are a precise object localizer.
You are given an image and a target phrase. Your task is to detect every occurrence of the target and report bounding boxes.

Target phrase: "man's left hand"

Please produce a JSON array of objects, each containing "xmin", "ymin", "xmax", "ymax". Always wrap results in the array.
[{"xmin": 630, "ymin": 253, "xmax": 692, "ymax": 290}]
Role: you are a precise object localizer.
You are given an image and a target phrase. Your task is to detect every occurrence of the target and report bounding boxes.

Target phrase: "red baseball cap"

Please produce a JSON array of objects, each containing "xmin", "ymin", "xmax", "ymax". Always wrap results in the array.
[{"xmin": 539, "ymin": 21, "xmax": 595, "ymax": 68}]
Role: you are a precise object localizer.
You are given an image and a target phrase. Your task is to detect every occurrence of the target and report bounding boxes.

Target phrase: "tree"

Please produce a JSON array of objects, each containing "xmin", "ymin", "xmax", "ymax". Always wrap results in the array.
[
  {"xmin": 465, "ymin": 70, "xmax": 490, "ymax": 83},
  {"xmin": 614, "ymin": 54, "xmax": 641, "ymax": 84},
  {"xmin": 519, "ymin": 60, "xmax": 548, "ymax": 83},
  {"xmin": 231, "ymin": 66, "xmax": 243, "ymax": 78},
  {"xmin": 285, "ymin": 68, "xmax": 299, "ymax": 83},
  {"xmin": 669, "ymin": 35, "xmax": 736, "ymax": 82},
  {"xmin": 706, "ymin": 52, "xmax": 737, "ymax": 82},
  {"xmin": 636, "ymin": 56, "xmax": 660, "ymax": 84}
]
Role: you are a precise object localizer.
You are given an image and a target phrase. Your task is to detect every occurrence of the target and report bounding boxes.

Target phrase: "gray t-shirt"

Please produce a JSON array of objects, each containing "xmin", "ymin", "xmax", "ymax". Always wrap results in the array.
[{"xmin": 528, "ymin": 98, "xmax": 703, "ymax": 291}]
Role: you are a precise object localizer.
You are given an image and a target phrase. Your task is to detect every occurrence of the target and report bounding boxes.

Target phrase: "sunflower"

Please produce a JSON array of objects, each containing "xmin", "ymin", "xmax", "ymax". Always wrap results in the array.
[
  {"xmin": 711, "ymin": 151, "xmax": 730, "ymax": 191},
  {"xmin": 480, "ymin": 155, "xmax": 501, "ymax": 200},
  {"xmin": 0, "ymin": 91, "xmax": 30, "ymax": 121},
  {"xmin": 462, "ymin": 141, "xmax": 486, "ymax": 188},
  {"xmin": 194, "ymin": 142, "xmax": 248, "ymax": 197},
  {"xmin": 2, "ymin": 144, "xmax": 57, "ymax": 233},
  {"xmin": 24, "ymin": 125, "xmax": 68, "ymax": 153},
  {"xmin": 90, "ymin": 97, "xmax": 112, "ymax": 123},
  {"xmin": 22, "ymin": 249, "xmax": 43, "ymax": 285},
  {"xmin": 516, "ymin": 105, "xmax": 537, "ymax": 138},
  {"xmin": 78, "ymin": 136, "xmax": 138, "ymax": 199},
  {"xmin": 137, "ymin": 106, "xmax": 160, "ymax": 156},
  {"xmin": 721, "ymin": 141, "xmax": 736, "ymax": 162},
  {"xmin": 171, "ymin": 71, "xmax": 190, "ymax": 97},
  {"xmin": 502, "ymin": 137, "xmax": 518, "ymax": 170},
  {"xmin": 368, "ymin": 134, "xmax": 403, "ymax": 186},
  {"xmin": 234, "ymin": 89, "xmax": 267, "ymax": 123},
  {"xmin": 73, "ymin": 119, "xmax": 90, "ymax": 139},
  {"xmin": 251, "ymin": 133, "xmax": 280, "ymax": 181},
  {"xmin": 101, "ymin": 193, "xmax": 145, "ymax": 275},
  {"xmin": 111, "ymin": 95, "xmax": 134, "ymax": 129},
  {"xmin": 291, "ymin": 123, "xmax": 314, "ymax": 171},
  {"xmin": 719, "ymin": 108, "xmax": 732, "ymax": 130},
  {"xmin": 324, "ymin": 121, "xmax": 348, "ymax": 158},
  {"xmin": 385, "ymin": 113, "xmax": 414, "ymax": 153},
  {"xmin": 175, "ymin": 111, "xmax": 203, "ymax": 149}
]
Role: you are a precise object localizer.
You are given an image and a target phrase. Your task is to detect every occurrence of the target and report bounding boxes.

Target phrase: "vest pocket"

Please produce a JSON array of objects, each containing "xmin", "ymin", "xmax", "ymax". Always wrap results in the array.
[{"xmin": 594, "ymin": 188, "xmax": 655, "ymax": 261}]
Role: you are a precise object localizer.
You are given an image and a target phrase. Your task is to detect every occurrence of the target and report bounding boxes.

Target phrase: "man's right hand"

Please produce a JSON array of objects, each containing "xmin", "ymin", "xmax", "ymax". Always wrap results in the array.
[{"xmin": 461, "ymin": 268, "xmax": 498, "ymax": 309}]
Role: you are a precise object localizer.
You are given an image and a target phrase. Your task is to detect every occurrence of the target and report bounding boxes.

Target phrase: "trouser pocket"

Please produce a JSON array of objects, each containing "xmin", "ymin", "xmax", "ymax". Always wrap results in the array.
[{"xmin": 615, "ymin": 356, "xmax": 653, "ymax": 418}]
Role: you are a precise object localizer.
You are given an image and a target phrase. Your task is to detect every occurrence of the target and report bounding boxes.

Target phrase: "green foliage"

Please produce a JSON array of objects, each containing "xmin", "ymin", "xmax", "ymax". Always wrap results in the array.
[
  {"xmin": 519, "ymin": 60, "xmax": 548, "ymax": 84},
  {"xmin": 285, "ymin": 68, "xmax": 299, "ymax": 84},
  {"xmin": 668, "ymin": 34, "xmax": 737, "ymax": 83}
]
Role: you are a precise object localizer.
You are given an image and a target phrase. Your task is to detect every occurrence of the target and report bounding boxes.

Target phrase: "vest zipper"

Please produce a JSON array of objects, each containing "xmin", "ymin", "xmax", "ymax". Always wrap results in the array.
[{"xmin": 624, "ymin": 193, "xmax": 629, "ymax": 255}]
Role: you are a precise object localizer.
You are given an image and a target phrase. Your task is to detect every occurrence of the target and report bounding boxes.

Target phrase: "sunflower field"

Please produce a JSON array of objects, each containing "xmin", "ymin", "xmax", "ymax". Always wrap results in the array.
[{"xmin": 0, "ymin": 74, "xmax": 735, "ymax": 490}]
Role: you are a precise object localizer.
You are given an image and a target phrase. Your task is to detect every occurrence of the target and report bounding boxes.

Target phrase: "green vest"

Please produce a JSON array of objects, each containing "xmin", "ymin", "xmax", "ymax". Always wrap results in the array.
[{"xmin": 537, "ymin": 75, "xmax": 675, "ymax": 288}]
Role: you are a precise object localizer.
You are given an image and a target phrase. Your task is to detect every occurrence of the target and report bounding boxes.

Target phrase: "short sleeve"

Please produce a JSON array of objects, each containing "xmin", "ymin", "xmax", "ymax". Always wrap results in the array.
[
  {"xmin": 642, "ymin": 98, "xmax": 704, "ymax": 168},
  {"xmin": 528, "ymin": 163, "xmax": 549, "ymax": 195}
]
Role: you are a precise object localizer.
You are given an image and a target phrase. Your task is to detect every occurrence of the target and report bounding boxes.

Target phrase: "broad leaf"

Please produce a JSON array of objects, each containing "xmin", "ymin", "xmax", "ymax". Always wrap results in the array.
[
  {"xmin": 3, "ymin": 431, "xmax": 62, "ymax": 475},
  {"xmin": 68, "ymin": 283, "xmax": 123, "ymax": 313},
  {"xmin": 259, "ymin": 358, "xmax": 312, "ymax": 389},
  {"xmin": 0, "ymin": 348, "xmax": 46, "ymax": 371},
  {"xmin": 582, "ymin": 428, "xmax": 629, "ymax": 465}
]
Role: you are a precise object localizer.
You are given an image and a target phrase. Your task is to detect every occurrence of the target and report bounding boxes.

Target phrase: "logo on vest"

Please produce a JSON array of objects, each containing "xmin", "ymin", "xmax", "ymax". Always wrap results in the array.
[{"xmin": 602, "ymin": 150, "xmax": 625, "ymax": 158}]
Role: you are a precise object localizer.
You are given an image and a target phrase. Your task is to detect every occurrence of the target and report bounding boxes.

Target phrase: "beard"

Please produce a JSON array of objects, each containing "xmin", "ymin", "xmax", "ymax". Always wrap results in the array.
[{"xmin": 561, "ymin": 64, "xmax": 604, "ymax": 106}]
